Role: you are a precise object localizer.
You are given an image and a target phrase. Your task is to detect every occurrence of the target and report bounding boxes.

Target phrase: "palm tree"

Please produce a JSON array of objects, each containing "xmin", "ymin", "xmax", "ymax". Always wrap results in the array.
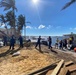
[
  {"xmin": 5, "ymin": 11, "xmax": 16, "ymax": 28},
  {"xmin": 17, "ymin": 14, "xmax": 25, "ymax": 36},
  {"xmin": 0, "ymin": 14, "xmax": 8, "ymax": 34},
  {"xmin": 0, "ymin": 15, "xmax": 5, "ymax": 23},
  {"xmin": 62, "ymin": 0, "xmax": 76, "ymax": 10},
  {"xmin": 0, "ymin": 0, "xmax": 17, "ymax": 11},
  {"xmin": 0, "ymin": 14, "xmax": 8, "ymax": 28},
  {"xmin": 5, "ymin": 10, "xmax": 16, "ymax": 35},
  {"xmin": 17, "ymin": 15, "xmax": 31, "ymax": 40},
  {"xmin": 0, "ymin": 0, "xmax": 17, "ymax": 35}
]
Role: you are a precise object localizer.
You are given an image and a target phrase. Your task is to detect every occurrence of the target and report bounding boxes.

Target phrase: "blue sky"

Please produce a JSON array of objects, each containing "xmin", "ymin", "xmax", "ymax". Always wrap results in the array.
[{"xmin": 0, "ymin": 0, "xmax": 76, "ymax": 36}]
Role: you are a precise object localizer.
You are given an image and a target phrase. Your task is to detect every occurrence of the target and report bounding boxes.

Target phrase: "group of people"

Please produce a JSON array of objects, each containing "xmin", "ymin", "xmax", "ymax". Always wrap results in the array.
[
  {"xmin": 55, "ymin": 36, "xmax": 74, "ymax": 50},
  {"xmin": 2, "ymin": 35, "xmax": 74, "ymax": 52},
  {"xmin": 2, "ymin": 35, "xmax": 23, "ymax": 50},
  {"xmin": 2, "ymin": 35, "xmax": 52, "ymax": 53},
  {"xmin": 35, "ymin": 36, "xmax": 52, "ymax": 53}
]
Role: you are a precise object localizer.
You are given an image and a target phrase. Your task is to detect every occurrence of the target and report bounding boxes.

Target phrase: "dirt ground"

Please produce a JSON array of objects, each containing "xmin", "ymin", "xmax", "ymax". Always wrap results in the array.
[
  {"xmin": 0, "ymin": 45, "xmax": 59, "ymax": 75},
  {"xmin": 0, "ymin": 45, "xmax": 76, "ymax": 75}
]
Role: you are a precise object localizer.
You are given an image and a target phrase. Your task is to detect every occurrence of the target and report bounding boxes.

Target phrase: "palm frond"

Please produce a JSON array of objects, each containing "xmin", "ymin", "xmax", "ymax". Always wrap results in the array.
[
  {"xmin": 0, "ymin": 0, "xmax": 17, "ymax": 11},
  {"xmin": 4, "ymin": 6, "xmax": 11, "ymax": 11},
  {"xmin": 13, "ymin": 6, "xmax": 17, "ymax": 11},
  {"xmin": 0, "ymin": 2, "xmax": 9, "ymax": 7},
  {"xmin": 62, "ymin": 0, "xmax": 76, "ymax": 10}
]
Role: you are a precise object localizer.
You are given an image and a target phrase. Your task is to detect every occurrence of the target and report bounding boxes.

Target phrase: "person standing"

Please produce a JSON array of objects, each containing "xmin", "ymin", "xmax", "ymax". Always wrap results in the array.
[
  {"xmin": 48, "ymin": 36, "xmax": 52, "ymax": 50},
  {"xmin": 3, "ymin": 35, "xmax": 7, "ymax": 46},
  {"xmin": 59, "ymin": 40, "xmax": 63, "ymax": 50},
  {"xmin": 62, "ymin": 39, "xmax": 67, "ymax": 50},
  {"xmin": 55, "ymin": 38, "xmax": 59, "ymax": 49},
  {"xmin": 18, "ymin": 35, "xmax": 23, "ymax": 48},
  {"xmin": 35, "ymin": 36, "xmax": 42, "ymax": 53},
  {"xmin": 69, "ymin": 36, "xmax": 74, "ymax": 50},
  {"xmin": 9, "ymin": 35, "xmax": 15, "ymax": 50}
]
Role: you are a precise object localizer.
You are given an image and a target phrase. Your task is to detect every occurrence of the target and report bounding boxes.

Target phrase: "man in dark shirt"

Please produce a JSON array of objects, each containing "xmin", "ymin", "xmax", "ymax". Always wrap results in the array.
[
  {"xmin": 9, "ymin": 35, "xmax": 15, "ymax": 50},
  {"xmin": 35, "ymin": 36, "xmax": 42, "ymax": 53},
  {"xmin": 18, "ymin": 35, "xmax": 23, "ymax": 48},
  {"xmin": 48, "ymin": 36, "xmax": 52, "ymax": 50},
  {"xmin": 3, "ymin": 35, "xmax": 7, "ymax": 46}
]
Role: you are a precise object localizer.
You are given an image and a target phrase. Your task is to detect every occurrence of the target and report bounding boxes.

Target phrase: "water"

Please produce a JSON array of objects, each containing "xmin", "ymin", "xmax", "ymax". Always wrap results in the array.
[{"xmin": 26, "ymin": 36, "xmax": 69, "ymax": 46}]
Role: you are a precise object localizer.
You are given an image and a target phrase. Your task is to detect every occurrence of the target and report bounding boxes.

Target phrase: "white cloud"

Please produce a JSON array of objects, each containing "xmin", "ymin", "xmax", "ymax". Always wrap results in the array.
[
  {"xmin": 26, "ymin": 26, "xmax": 32, "ymax": 29},
  {"xmin": 38, "ymin": 24, "xmax": 45, "ymax": 29}
]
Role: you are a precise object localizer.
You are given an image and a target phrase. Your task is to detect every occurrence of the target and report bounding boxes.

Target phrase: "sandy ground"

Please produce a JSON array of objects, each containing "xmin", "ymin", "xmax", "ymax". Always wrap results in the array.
[
  {"xmin": 53, "ymin": 48, "xmax": 76, "ymax": 63},
  {"xmin": 0, "ymin": 45, "xmax": 58, "ymax": 75},
  {"xmin": 0, "ymin": 45, "xmax": 76, "ymax": 75}
]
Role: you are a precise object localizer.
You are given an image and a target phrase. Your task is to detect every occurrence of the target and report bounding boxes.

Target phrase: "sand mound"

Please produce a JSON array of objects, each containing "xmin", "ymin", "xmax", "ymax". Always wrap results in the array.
[{"xmin": 0, "ymin": 46, "xmax": 58, "ymax": 75}]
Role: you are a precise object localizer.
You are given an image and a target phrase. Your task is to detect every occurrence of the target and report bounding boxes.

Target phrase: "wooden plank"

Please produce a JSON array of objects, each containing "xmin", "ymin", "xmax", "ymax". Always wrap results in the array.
[
  {"xmin": 46, "ymin": 70, "xmax": 53, "ymax": 75},
  {"xmin": 51, "ymin": 59, "xmax": 64, "ymax": 75},
  {"xmin": 66, "ymin": 64, "xmax": 76, "ymax": 72},
  {"xmin": 28, "ymin": 64, "xmax": 56, "ymax": 75},
  {"xmin": 26, "ymin": 60, "xmax": 60, "ymax": 75},
  {"xmin": 65, "ymin": 61, "xmax": 74, "ymax": 67},
  {"xmin": 58, "ymin": 67, "xmax": 69, "ymax": 75},
  {"xmin": 36, "ymin": 69, "xmax": 52, "ymax": 75}
]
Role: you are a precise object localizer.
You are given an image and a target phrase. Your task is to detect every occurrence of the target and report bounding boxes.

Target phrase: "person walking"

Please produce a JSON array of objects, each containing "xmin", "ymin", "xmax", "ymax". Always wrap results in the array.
[
  {"xmin": 35, "ymin": 36, "xmax": 42, "ymax": 53},
  {"xmin": 18, "ymin": 35, "xmax": 23, "ymax": 48},
  {"xmin": 9, "ymin": 35, "xmax": 15, "ymax": 50},
  {"xmin": 48, "ymin": 36, "xmax": 52, "ymax": 50}
]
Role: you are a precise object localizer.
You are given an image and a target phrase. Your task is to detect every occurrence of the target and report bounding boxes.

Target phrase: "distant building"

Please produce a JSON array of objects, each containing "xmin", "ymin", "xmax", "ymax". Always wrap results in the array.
[
  {"xmin": 64, "ymin": 32, "xmax": 76, "ymax": 40},
  {"xmin": 0, "ymin": 28, "xmax": 14, "ymax": 38}
]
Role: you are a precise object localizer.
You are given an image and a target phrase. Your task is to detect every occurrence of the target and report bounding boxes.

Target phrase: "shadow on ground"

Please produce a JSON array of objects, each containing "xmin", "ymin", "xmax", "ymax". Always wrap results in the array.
[
  {"xmin": 0, "ymin": 48, "xmax": 21, "ymax": 58},
  {"xmin": 51, "ymin": 50, "xmax": 58, "ymax": 54}
]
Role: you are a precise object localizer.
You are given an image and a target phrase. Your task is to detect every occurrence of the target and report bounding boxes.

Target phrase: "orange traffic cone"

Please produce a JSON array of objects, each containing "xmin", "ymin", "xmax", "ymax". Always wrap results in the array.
[{"xmin": 74, "ymin": 47, "xmax": 76, "ymax": 52}]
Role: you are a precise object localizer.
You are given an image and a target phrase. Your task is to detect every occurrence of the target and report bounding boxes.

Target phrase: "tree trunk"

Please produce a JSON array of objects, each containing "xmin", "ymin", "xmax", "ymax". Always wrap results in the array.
[
  {"xmin": 12, "ymin": 7, "xmax": 17, "ymax": 36},
  {"xmin": 24, "ymin": 26, "xmax": 26, "ymax": 40}
]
